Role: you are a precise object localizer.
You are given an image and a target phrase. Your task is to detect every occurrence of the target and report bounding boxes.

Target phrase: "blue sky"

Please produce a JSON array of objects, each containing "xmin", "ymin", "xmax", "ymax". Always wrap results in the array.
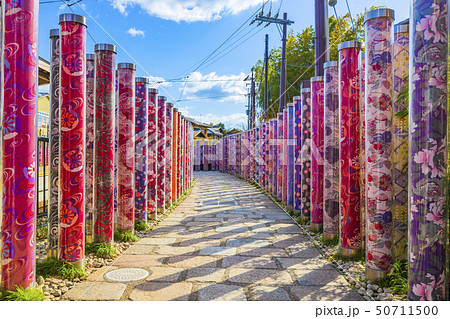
[{"xmin": 38, "ymin": 0, "xmax": 410, "ymax": 130}]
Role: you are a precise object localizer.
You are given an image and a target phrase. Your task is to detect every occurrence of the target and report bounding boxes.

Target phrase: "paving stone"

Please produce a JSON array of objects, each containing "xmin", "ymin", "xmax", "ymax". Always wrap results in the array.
[
  {"xmin": 277, "ymin": 257, "xmax": 334, "ymax": 270},
  {"xmin": 292, "ymin": 269, "xmax": 348, "ymax": 286},
  {"xmin": 215, "ymin": 226, "xmax": 250, "ymax": 233},
  {"xmin": 226, "ymin": 239, "xmax": 271, "ymax": 248},
  {"xmin": 86, "ymin": 266, "xmax": 120, "ymax": 282},
  {"xmin": 250, "ymin": 286, "xmax": 291, "ymax": 301},
  {"xmin": 166, "ymin": 255, "xmax": 218, "ymax": 268},
  {"xmin": 151, "ymin": 226, "xmax": 187, "ymax": 233},
  {"xmin": 153, "ymin": 246, "xmax": 196, "ymax": 256},
  {"xmin": 228, "ymin": 268, "xmax": 293, "ymax": 285},
  {"xmin": 288, "ymin": 247, "xmax": 321, "ymax": 258},
  {"xmin": 127, "ymin": 245, "xmax": 156, "ymax": 255},
  {"xmin": 193, "ymin": 217, "xmax": 225, "ymax": 222},
  {"xmin": 222, "ymin": 256, "xmax": 278, "ymax": 269},
  {"xmin": 129, "ymin": 282, "xmax": 192, "ymax": 301},
  {"xmin": 272, "ymin": 239, "xmax": 311, "ymax": 249},
  {"xmin": 62, "ymin": 281, "xmax": 126, "ymax": 301},
  {"xmin": 289, "ymin": 285, "xmax": 363, "ymax": 301},
  {"xmin": 177, "ymin": 238, "xmax": 223, "ymax": 247},
  {"xmin": 273, "ymin": 225, "xmax": 302, "ymax": 234},
  {"xmin": 146, "ymin": 267, "xmax": 184, "ymax": 282},
  {"xmin": 239, "ymin": 247, "xmax": 289, "ymax": 258},
  {"xmin": 136, "ymin": 237, "xmax": 177, "ymax": 245},
  {"xmin": 197, "ymin": 284, "xmax": 247, "ymax": 301},
  {"xmin": 199, "ymin": 247, "xmax": 238, "ymax": 256},
  {"xmin": 114, "ymin": 254, "xmax": 165, "ymax": 268},
  {"xmin": 185, "ymin": 268, "xmax": 226, "ymax": 282}
]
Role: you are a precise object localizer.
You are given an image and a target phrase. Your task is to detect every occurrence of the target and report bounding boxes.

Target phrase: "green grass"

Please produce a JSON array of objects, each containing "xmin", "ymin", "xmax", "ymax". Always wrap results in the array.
[
  {"xmin": 318, "ymin": 234, "xmax": 339, "ymax": 247},
  {"xmin": 135, "ymin": 220, "xmax": 149, "ymax": 232},
  {"xmin": 329, "ymin": 251, "xmax": 365, "ymax": 263},
  {"xmin": 374, "ymin": 260, "xmax": 408, "ymax": 295},
  {"xmin": 0, "ymin": 286, "xmax": 44, "ymax": 301},
  {"xmin": 296, "ymin": 216, "xmax": 309, "ymax": 225},
  {"xmin": 36, "ymin": 258, "xmax": 85, "ymax": 280},
  {"xmin": 86, "ymin": 242, "xmax": 117, "ymax": 259},
  {"xmin": 114, "ymin": 229, "xmax": 139, "ymax": 243}
]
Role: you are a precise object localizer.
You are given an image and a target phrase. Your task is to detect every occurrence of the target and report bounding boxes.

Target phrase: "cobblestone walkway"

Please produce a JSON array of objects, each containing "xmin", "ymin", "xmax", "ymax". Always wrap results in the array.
[{"xmin": 63, "ymin": 171, "xmax": 362, "ymax": 301}]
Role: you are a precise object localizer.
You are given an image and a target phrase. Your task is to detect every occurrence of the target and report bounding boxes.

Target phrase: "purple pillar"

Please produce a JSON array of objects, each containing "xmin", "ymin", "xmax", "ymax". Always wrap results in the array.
[
  {"xmin": 157, "ymin": 96, "xmax": 166, "ymax": 214},
  {"xmin": 293, "ymin": 96, "xmax": 302, "ymax": 216},
  {"xmin": 147, "ymin": 88, "xmax": 158, "ymax": 219}
]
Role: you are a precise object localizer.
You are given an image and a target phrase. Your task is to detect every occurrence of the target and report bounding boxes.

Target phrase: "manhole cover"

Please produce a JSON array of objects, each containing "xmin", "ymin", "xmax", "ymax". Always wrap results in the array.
[{"xmin": 104, "ymin": 268, "xmax": 149, "ymax": 282}]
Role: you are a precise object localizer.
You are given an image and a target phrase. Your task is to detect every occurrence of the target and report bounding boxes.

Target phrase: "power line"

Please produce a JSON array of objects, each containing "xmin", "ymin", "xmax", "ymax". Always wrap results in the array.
[
  {"xmin": 176, "ymin": 94, "xmax": 246, "ymax": 102},
  {"xmin": 59, "ymin": 0, "xmax": 97, "ymax": 43}
]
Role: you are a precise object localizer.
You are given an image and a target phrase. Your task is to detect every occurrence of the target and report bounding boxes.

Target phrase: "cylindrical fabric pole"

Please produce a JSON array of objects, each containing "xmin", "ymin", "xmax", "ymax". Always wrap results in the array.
[
  {"xmin": 157, "ymin": 96, "xmax": 166, "ymax": 214},
  {"xmin": 237, "ymin": 133, "xmax": 241, "ymax": 176},
  {"xmin": 117, "ymin": 63, "xmax": 136, "ymax": 230},
  {"xmin": 408, "ymin": 0, "xmax": 448, "ymax": 301},
  {"xmin": 58, "ymin": 14, "xmax": 86, "ymax": 268},
  {"xmin": 338, "ymin": 41, "xmax": 362, "ymax": 257},
  {"xmin": 255, "ymin": 128, "xmax": 259, "ymax": 182},
  {"xmin": 177, "ymin": 112, "xmax": 182, "ymax": 197},
  {"xmin": 134, "ymin": 77, "xmax": 149, "ymax": 222},
  {"xmin": 300, "ymin": 88, "xmax": 312, "ymax": 221},
  {"xmin": 93, "ymin": 44, "xmax": 116, "ymax": 243},
  {"xmin": 392, "ymin": 23, "xmax": 409, "ymax": 261},
  {"xmin": 1, "ymin": 0, "xmax": 38, "ymax": 290},
  {"xmin": 114, "ymin": 70, "xmax": 119, "ymax": 229},
  {"xmin": 171, "ymin": 108, "xmax": 178, "ymax": 200},
  {"xmin": 282, "ymin": 108, "xmax": 288, "ymax": 203},
  {"xmin": 277, "ymin": 112, "xmax": 283, "ymax": 200},
  {"xmin": 310, "ymin": 76, "xmax": 325, "ymax": 231},
  {"xmin": 364, "ymin": 8, "xmax": 395, "ymax": 281},
  {"xmin": 360, "ymin": 52, "xmax": 366, "ymax": 250},
  {"xmin": 53, "ymin": 12, "xmax": 86, "ymax": 264},
  {"xmin": 272, "ymin": 119, "xmax": 278, "ymax": 197},
  {"xmin": 147, "ymin": 88, "xmax": 158, "ymax": 218},
  {"xmin": 268, "ymin": 121, "xmax": 274, "ymax": 194},
  {"xmin": 323, "ymin": 62, "xmax": 339, "ymax": 240},
  {"xmin": 293, "ymin": 96, "xmax": 302, "ymax": 216},
  {"xmin": 48, "ymin": 29, "xmax": 61, "ymax": 256},
  {"xmin": 287, "ymin": 104, "xmax": 295, "ymax": 210}
]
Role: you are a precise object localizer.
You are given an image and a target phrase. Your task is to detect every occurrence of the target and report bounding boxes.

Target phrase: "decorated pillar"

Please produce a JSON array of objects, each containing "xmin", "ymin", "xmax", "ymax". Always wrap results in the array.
[
  {"xmin": 48, "ymin": 29, "xmax": 61, "ymax": 255},
  {"xmin": 177, "ymin": 112, "xmax": 182, "ymax": 197},
  {"xmin": 277, "ymin": 112, "xmax": 284, "ymax": 200},
  {"xmin": 58, "ymin": 14, "xmax": 86, "ymax": 268},
  {"xmin": 93, "ymin": 44, "xmax": 116, "ymax": 243},
  {"xmin": 323, "ymin": 62, "xmax": 339, "ymax": 240},
  {"xmin": 364, "ymin": 8, "xmax": 395, "ymax": 280},
  {"xmin": 267, "ymin": 121, "xmax": 273, "ymax": 194},
  {"xmin": 134, "ymin": 77, "xmax": 149, "ymax": 221},
  {"xmin": 310, "ymin": 76, "xmax": 325, "ymax": 231},
  {"xmin": 1, "ymin": 0, "xmax": 39, "ymax": 289},
  {"xmin": 171, "ymin": 108, "xmax": 178, "ymax": 200},
  {"xmin": 300, "ymin": 88, "xmax": 312, "ymax": 221},
  {"xmin": 338, "ymin": 41, "xmax": 362, "ymax": 257},
  {"xmin": 157, "ymin": 96, "xmax": 166, "ymax": 213},
  {"xmin": 392, "ymin": 22, "xmax": 409, "ymax": 261},
  {"xmin": 165, "ymin": 103, "xmax": 173, "ymax": 205},
  {"xmin": 293, "ymin": 96, "xmax": 302, "ymax": 216},
  {"xmin": 147, "ymin": 88, "xmax": 158, "ymax": 218},
  {"xmin": 272, "ymin": 119, "xmax": 278, "ymax": 197},
  {"xmin": 408, "ymin": 0, "xmax": 448, "ymax": 301},
  {"xmin": 360, "ymin": 52, "xmax": 366, "ymax": 250},
  {"xmin": 287, "ymin": 104, "xmax": 295, "ymax": 210},
  {"xmin": 282, "ymin": 108, "xmax": 288, "ymax": 203},
  {"xmin": 117, "ymin": 63, "xmax": 136, "ymax": 230}
]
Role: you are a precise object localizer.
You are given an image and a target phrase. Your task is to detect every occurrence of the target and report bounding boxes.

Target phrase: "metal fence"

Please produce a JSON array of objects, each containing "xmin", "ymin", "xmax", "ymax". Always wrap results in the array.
[{"xmin": 36, "ymin": 136, "xmax": 49, "ymax": 239}]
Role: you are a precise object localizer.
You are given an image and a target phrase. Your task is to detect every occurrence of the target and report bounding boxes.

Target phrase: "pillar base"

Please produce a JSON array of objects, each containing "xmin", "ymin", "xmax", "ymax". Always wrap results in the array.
[
  {"xmin": 310, "ymin": 223, "xmax": 323, "ymax": 232},
  {"xmin": 323, "ymin": 232, "xmax": 338, "ymax": 240},
  {"xmin": 366, "ymin": 267, "xmax": 389, "ymax": 281},
  {"xmin": 339, "ymin": 247, "xmax": 361, "ymax": 257},
  {"xmin": 47, "ymin": 249, "xmax": 59, "ymax": 259},
  {"xmin": 294, "ymin": 209, "xmax": 301, "ymax": 216},
  {"xmin": 148, "ymin": 212, "xmax": 157, "ymax": 220},
  {"xmin": 66, "ymin": 259, "xmax": 85, "ymax": 271},
  {"xmin": 287, "ymin": 205, "xmax": 294, "ymax": 211},
  {"xmin": 157, "ymin": 207, "xmax": 165, "ymax": 215},
  {"xmin": 85, "ymin": 234, "xmax": 93, "ymax": 244}
]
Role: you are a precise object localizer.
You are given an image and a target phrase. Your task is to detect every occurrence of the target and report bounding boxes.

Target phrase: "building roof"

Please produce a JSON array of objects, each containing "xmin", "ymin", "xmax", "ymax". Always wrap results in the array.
[
  {"xmin": 39, "ymin": 57, "xmax": 50, "ymax": 86},
  {"xmin": 184, "ymin": 117, "xmax": 211, "ymax": 128},
  {"xmin": 207, "ymin": 128, "xmax": 223, "ymax": 137}
]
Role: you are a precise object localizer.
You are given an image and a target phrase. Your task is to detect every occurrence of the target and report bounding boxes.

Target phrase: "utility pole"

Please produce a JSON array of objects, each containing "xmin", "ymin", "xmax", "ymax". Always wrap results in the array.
[
  {"xmin": 264, "ymin": 34, "xmax": 269, "ymax": 120},
  {"xmin": 315, "ymin": 0, "xmax": 329, "ymax": 76},
  {"xmin": 254, "ymin": 13, "xmax": 294, "ymax": 113}
]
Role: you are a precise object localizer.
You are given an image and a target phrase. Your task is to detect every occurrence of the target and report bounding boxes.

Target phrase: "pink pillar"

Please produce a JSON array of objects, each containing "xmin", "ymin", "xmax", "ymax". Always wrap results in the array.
[
  {"xmin": 117, "ymin": 63, "xmax": 136, "ymax": 231},
  {"xmin": 165, "ymin": 103, "xmax": 173, "ymax": 206},
  {"xmin": 1, "ymin": 0, "xmax": 38, "ymax": 290},
  {"xmin": 93, "ymin": 44, "xmax": 116, "ymax": 243},
  {"xmin": 276, "ymin": 113, "xmax": 283, "ymax": 200},
  {"xmin": 157, "ymin": 96, "xmax": 166, "ymax": 213},
  {"xmin": 360, "ymin": 52, "xmax": 366, "ymax": 250},
  {"xmin": 282, "ymin": 108, "xmax": 288, "ymax": 204},
  {"xmin": 338, "ymin": 41, "xmax": 362, "ymax": 257},
  {"xmin": 310, "ymin": 76, "xmax": 325, "ymax": 231},
  {"xmin": 58, "ymin": 14, "xmax": 86, "ymax": 267},
  {"xmin": 147, "ymin": 88, "xmax": 158, "ymax": 219},
  {"xmin": 300, "ymin": 88, "xmax": 312, "ymax": 221}
]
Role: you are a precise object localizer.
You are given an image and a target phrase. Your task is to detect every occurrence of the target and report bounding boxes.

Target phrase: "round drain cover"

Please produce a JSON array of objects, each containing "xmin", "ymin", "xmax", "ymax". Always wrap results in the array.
[{"xmin": 104, "ymin": 268, "xmax": 149, "ymax": 282}]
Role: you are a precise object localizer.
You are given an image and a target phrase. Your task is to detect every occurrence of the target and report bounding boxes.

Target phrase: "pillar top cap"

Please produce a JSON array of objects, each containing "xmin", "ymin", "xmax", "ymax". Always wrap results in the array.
[
  {"xmin": 365, "ymin": 8, "xmax": 395, "ymax": 23},
  {"xmin": 167, "ymin": 102, "xmax": 174, "ymax": 107},
  {"xmin": 324, "ymin": 61, "xmax": 338, "ymax": 69},
  {"xmin": 293, "ymin": 96, "xmax": 301, "ymax": 100},
  {"xmin": 338, "ymin": 41, "xmax": 362, "ymax": 51},
  {"xmin": 149, "ymin": 88, "xmax": 158, "ymax": 93},
  {"xmin": 95, "ymin": 43, "xmax": 117, "ymax": 53},
  {"xmin": 86, "ymin": 54, "xmax": 95, "ymax": 60},
  {"xmin": 50, "ymin": 29, "xmax": 59, "ymax": 37},
  {"xmin": 287, "ymin": 103, "xmax": 294, "ymax": 107},
  {"xmin": 136, "ymin": 77, "xmax": 149, "ymax": 84},
  {"xmin": 394, "ymin": 23, "xmax": 409, "ymax": 34},
  {"xmin": 311, "ymin": 76, "xmax": 324, "ymax": 82},
  {"xmin": 118, "ymin": 63, "xmax": 136, "ymax": 70},
  {"xmin": 158, "ymin": 96, "xmax": 167, "ymax": 101},
  {"xmin": 302, "ymin": 88, "xmax": 311, "ymax": 93},
  {"xmin": 173, "ymin": 108, "xmax": 178, "ymax": 111},
  {"xmin": 59, "ymin": 14, "xmax": 87, "ymax": 26}
]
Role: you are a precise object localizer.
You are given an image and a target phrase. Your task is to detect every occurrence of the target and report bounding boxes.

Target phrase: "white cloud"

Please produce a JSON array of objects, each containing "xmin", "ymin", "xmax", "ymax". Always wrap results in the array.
[
  {"xmin": 182, "ymin": 71, "xmax": 247, "ymax": 103},
  {"xmin": 110, "ymin": 0, "xmax": 270, "ymax": 22},
  {"xmin": 192, "ymin": 113, "xmax": 248, "ymax": 130},
  {"xmin": 127, "ymin": 27, "xmax": 145, "ymax": 37}
]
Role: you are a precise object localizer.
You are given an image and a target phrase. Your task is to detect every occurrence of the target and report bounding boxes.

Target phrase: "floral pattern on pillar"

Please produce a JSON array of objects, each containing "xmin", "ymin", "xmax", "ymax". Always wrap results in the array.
[{"xmin": 300, "ymin": 89, "xmax": 312, "ymax": 220}]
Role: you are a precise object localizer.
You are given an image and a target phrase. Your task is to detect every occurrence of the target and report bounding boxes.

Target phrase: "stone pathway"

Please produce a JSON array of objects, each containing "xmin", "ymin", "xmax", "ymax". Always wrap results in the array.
[{"xmin": 63, "ymin": 171, "xmax": 362, "ymax": 301}]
